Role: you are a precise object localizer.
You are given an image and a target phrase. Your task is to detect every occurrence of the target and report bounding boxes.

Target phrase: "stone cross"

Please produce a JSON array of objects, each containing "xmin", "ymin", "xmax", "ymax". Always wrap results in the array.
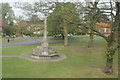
[
  {"xmin": 44, "ymin": 16, "xmax": 47, "ymax": 40},
  {"xmin": 41, "ymin": 16, "xmax": 49, "ymax": 55}
]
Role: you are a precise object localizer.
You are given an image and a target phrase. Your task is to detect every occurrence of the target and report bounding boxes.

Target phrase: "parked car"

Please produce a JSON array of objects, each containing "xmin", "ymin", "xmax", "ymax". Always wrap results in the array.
[
  {"xmin": 53, "ymin": 34, "xmax": 62, "ymax": 38},
  {"xmin": 53, "ymin": 34, "xmax": 73, "ymax": 38},
  {"xmin": 68, "ymin": 34, "xmax": 73, "ymax": 37}
]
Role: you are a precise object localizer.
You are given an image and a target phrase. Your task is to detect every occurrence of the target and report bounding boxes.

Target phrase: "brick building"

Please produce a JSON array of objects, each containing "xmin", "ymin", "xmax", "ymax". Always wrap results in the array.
[{"xmin": 96, "ymin": 22, "xmax": 111, "ymax": 33}]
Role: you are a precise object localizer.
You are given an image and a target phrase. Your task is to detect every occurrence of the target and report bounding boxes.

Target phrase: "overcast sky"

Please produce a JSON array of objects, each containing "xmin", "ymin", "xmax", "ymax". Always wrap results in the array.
[
  {"xmin": 0, "ymin": 0, "xmax": 116, "ymax": 3},
  {"xmin": 0, "ymin": 0, "xmax": 87, "ymax": 20},
  {"xmin": 0, "ymin": 0, "xmax": 117, "ymax": 20}
]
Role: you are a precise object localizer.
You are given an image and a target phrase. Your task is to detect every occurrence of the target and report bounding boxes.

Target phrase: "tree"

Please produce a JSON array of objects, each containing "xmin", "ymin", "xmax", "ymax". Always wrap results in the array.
[
  {"xmin": 3, "ymin": 26, "xmax": 16, "ymax": 36},
  {"xmin": 75, "ymin": 0, "xmax": 110, "ymax": 48},
  {"xmin": 17, "ymin": 21, "xmax": 28, "ymax": 36},
  {"xmin": 15, "ymin": 1, "xmax": 56, "ymax": 37},
  {"xmin": 63, "ymin": 1, "xmax": 119, "ymax": 75},
  {"xmin": 0, "ymin": 3, "xmax": 16, "ymax": 36},
  {"xmin": 0, "ymin": 3, "xmax": 15, "ymax": 24},
  {"xmin": 48, "ymin": 2, "xmax": 80, "ymax": 46},
  {"xmin": 84, "ymin": 1, "xmax": 110, "ymax": 48},
  {"xmin": 102, "ymin": 2, "xmax": 119, "ymax": 75},
  {"xmin": 86, "ymin": 1, "xmax": 119, "ymax": 74}
]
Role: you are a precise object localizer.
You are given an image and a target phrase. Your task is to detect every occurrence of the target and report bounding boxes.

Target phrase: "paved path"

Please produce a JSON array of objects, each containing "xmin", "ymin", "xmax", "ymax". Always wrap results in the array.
[
  {"xmin": 2, "ymin": 38, "xmax": 41, "ymax": 48},
  {"xmin": 0, "ymin": 53, "xmax": 67, "ymax": 62},
  {"xmin": 2, "ymin": 37, "xmax": 103, "ymax": 48},
  {"xmin": 0, "ymin": 55, "xmax": 19, "ymax": 57}
]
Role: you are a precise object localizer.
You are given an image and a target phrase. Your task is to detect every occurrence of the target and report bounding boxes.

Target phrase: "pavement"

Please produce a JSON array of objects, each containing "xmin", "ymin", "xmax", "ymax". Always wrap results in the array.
[
  {"xmin": 2, "ymin": 37, "xmax": 103, "ymax": 48},
  {"xmin": 2, "ymin": 38, "xmax": 41, "ymax": 48}
]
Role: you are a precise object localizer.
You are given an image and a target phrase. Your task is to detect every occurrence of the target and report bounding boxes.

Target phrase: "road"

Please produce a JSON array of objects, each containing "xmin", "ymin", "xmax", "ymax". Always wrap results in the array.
[{"xmin": 2, "ymin": 37, "xmax": 103, "ymax": 48}]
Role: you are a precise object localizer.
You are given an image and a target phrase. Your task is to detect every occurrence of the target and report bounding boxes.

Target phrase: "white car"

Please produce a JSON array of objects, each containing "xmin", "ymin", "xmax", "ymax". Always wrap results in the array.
[{"xmin": 68, "ymin": 34, "xmax": 73, "ymax": 37}]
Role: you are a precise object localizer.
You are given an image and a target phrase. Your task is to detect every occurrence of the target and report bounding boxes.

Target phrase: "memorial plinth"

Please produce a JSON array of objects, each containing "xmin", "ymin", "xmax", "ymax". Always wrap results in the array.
[
  {"xmin": 31, "ymin": 16, "xmax": 59, "ymax": 60},
  {"xmin": 31, "ymin": 40, "xmax": 59, "ymax": 59}
]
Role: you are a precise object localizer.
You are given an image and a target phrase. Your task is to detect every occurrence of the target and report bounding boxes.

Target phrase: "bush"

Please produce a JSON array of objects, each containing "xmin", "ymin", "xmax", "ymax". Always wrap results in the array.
[{"xmin": 3, "ymin": 26, "xmax": 17, "ymax": 36}]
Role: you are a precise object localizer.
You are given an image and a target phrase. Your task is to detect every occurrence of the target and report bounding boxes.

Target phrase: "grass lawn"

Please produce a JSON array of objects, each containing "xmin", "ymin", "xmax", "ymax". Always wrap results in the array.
[
  {"xmin": 2, "ymin": 45, "xmax": 38, "ymax": 56},
  {"xmin": 2, "ymin": 40, "xmax": 118, "ymax": 78},
  {"xmin": 2, "ymin": 38, "xmax": 26, "ymax": 44}
]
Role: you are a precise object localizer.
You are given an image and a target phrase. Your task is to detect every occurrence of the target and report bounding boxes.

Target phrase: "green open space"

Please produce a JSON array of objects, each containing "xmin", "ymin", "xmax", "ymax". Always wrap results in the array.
[
  {"xmin": 2, "ymin": 45, "xmax": 38, "ymax": 56},
  {"xmin": 2, "ymin": 40, "xmax": 118, "ymax": 78}
]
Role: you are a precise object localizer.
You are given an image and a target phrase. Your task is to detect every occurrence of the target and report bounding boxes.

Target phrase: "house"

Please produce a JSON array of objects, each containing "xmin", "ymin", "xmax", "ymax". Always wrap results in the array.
[
  {"xmin": 17, "ymin": 15, "xmax": 44, "ymax": 36},
  {"xmin": 96, "ymin": 22, "xmax": 111, "ymax": 33},
  {"xmin": 18, "ymin": 20, "xmax": 44, "ymax": 35},
  {"xmin": 26, "ymin": 15, "xmax": 44, "ymax": 35},
  {"xmin": 26, "ymin": 20, "xmax": 44, "ymax": 35}
]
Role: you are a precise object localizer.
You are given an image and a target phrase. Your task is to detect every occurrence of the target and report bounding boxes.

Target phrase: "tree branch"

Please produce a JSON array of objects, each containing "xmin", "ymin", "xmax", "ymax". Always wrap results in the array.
[{"xmin": 61, "ymin": 16, "xmax": 109, "ymax": 41}]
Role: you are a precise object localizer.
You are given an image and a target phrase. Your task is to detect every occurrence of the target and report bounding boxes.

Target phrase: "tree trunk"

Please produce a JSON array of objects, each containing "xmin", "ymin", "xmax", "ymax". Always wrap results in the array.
[
  {"xmin": 61, "ymin": 34, "xmax": 64, "ymax": 40},
  {"xmin": 88, "ymin": 18, "xmax": 95, "ymax": 48},
  {"xmin": 88, "ymin": 30, "xmax": 94, "ymax": 48},
  {"xmin": 63, "ymin": 20, "xmax": 68, "ymax": 46},
  {"xmin": 103, "ymin": 2, "xmax": 120, "ymax": 75},
  {"xmin": 103, "ymin": 50, "xmax": 113, "ymax": 75},
  {"xmin": 103, "ymin": 42, "xmax": 118, "ymax": 75}
]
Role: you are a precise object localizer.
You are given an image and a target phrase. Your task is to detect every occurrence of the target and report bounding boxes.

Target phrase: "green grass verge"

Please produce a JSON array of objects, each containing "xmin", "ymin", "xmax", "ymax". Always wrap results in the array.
[
  {"xmin": 2, "ymin": 38, "xmax": 26, "ymax": 44},
  {"xmin": 49, "ymin": 35, "xmax": 101, "ymax": 41},
  {"xmin": 2, "ymin": 40, "xmax": 118, "ymax": 78}
]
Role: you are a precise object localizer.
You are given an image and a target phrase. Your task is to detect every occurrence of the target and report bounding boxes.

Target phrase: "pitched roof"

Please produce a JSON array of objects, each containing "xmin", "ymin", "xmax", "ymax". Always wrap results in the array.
[{"xmin": 96, "ymin": 22, "xmax": 110, "ymax": 28}]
